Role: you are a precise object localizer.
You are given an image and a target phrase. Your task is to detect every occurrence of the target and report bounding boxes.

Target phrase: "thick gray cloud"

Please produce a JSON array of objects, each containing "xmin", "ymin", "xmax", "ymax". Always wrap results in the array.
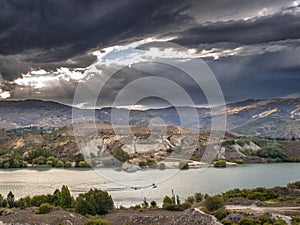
[
  {"xmin": 0, "ymin": 0, "xmax": 193, "ymax": 79},
  {"xmin": 173, "ymin": 12, "xmax": 300, "ymax": 47},
  {"xmin": 0, "ymin": 0, "xmax": 299, "ymax": 105}
]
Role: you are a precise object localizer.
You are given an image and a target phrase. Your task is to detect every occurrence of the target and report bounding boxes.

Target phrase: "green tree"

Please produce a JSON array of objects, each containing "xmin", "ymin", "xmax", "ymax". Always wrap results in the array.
[
  {"xmin": 56, "ymin": 160, "xmax": 64, "ymax": 168},
  {"xmin": 35, "ymin": 203, "xmax": 52, "ymax": 214},
  {"xmin": 65, "ymin": 161, "xmax": 72, "ymax": 168},
  {"xmin": 142, "ymin": 197, "xmax": 149, "ymax": 208},
  {"xmin": 79, "ymin": 161, "xmax": 90, "ymax": 168},
  {"xmin": 238, "ymin": 218, "xmax": 259, "ymax": 225},
  {"xmin": 194, "ymin": 192, "xmax": 203, "ymax": 203},
  {"xmin": 150, "ymin": 200, "xmax": 157, "ymax": 208},
  {"xmin": 179, "ymin": 161, "xmax": 189, "ymax": 170},
  {"xmin": 213, "ymin": 209, "xmax": 229, "ymax": 221},
  {"xmin": 185, "ymin": 195, "xmax": 194, "ymax": 204},
  {"xmin": 162, "ymin": 195, "xmax": 173, "ymax": 209},
  {"xmin": 7, "ymin": 191, "xmax": 15, "ymax": 208},
  {"xmin": 58, "ymin": 185, "xmax": 73, "ymax": 209},
  {"xmin": 214, "ymin": 159, "xmax": 226, "ymax": 168},
  {"xmin": 111, "ymin": 147, "xmax": 129, "ymax": 163},
  {"xmin": 75, "ymin": 189, "xmax": 114, "ymax": 215},
  {"xmin": 158, "ymin": 163, "xmax": 166, "ymax": 170},
  {"xmin": 203, "ymin": 195, "xmax": 224, "ymax": 211}
]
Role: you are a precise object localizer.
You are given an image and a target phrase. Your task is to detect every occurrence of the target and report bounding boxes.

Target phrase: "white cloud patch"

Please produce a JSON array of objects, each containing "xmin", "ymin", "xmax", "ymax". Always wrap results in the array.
[{"xmin": 0, "ymin": 89, "xmax": 10, "ymax": 99}]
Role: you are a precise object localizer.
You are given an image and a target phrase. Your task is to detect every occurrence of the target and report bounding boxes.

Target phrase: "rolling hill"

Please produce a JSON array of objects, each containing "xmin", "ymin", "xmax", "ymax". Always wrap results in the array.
[{"xmin": 0, "ymin": 98, "xmax": 299, "ymax": 138}]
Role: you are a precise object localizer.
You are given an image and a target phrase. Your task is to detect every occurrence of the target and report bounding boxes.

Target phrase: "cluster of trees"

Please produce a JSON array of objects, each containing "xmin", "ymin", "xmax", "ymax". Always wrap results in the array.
[
  {"xmin": 223, "ymin": 187, "xmax": 277, "ymax": 201},
  {"xmin": 0, "ymin": 186, "xmax": 114, "ymax": 217},
  {"xmin": 0, "ymin": 153, "xmax": 28, "ymax": 168},
  {"xmin": 162, "ymin": 190, "xmax": 192, "ymax": 211},
  {"xmin": 0, "ymin": 146, "xmax": 90, "ymax": 169}
]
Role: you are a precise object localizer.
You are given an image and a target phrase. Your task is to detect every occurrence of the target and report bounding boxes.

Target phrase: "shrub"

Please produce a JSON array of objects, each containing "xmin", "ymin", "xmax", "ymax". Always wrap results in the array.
[
  {"xmin": 181, "ymin": 202, "xmax": 192, "ymax": 209},
  {"xmin": 142, "ymin": 197, "xmax": 149, "ymax": 208},
  {"xmin": 275, "ymin": 220, "xmax": 288, "ymax": 225},
  {"xmin": 3, "ymin": 162, "xmax": 10, "ymax": 168},
  {"xmin": 111, "ymin": 147, "xmax": 129, "ymax": 163},
  {"xmin": 158, "ymin": 163, "xmax": 166, "ymax": 170},
  {"xmin": 79, "ymin": 161, "xmax": 90, "ymax": 168},
  {"xmin": 185, "ymin": 195, "xmax": 194, "ymax": 204},
  {"xmin": 256, "ymin": 147, "xmax": 287, "ymax": 160},
  {"xmin": 258, "ymin": 213, "xmax": 273, "ymax": 225},
  {"xmin": 56, "ymin": 160, "xmax": 64, "ymax": 168},
  {"xmin": 84, "ymin": 216, "xmax": 110, "ymax": 225},
  {"xmin": 291, "ymin": 216, "xmax": 300, "ymax": 225},
  {"xmin": 213, "ymin": 209, "xmax": 229, "ymax": 221},
  {"xmin": 35, "ymin": 203, "xmax": 52, "ymax": 214},
  {"xmin": 64, "ymin": 161, "xmax": 72, "ymax": 168},
  {"xmin": 162, "ymin": 195, "xmax": 173, "ymax": 209},
  {"xmin": 17, "ymin": 196, "xmax": 31, "ymax": 209},
  {"xmin": 46, "ymin": 160, "xmax": 54, "ymax": 166},
  {"xmin": 58, "ymin": 185, "xmax": 73, "ymax": 209},
  {"xmin": 7, "ymin": 191, "xmax": 15, "ymax": 208},
  {"xmin": 75, "ymin": 189, "xmax": 114, "ymax": 215},
  {"xmin": 214, "ymin": 160, "xmax": 226, "ymax": 168},
  {"xmin": 138, "ymin": 161, "xmax": 147, "ymax": 168},
  {"xmin": 221, "ymin": 219, "xmax": 236, "ymax": 225},
  {"xmin": 194, "ymin": 192, "xmax": 203, "ymax": 203},
  {"xmin": 150, "ymin": 200, "xmax": 157, "ymax": 208},
  {"xmin": 30, "ymin": 194, "xmax": 50, "ymax": 207},
  {"xmin": 288, "ymin": 181, "xmax": 300, "ymax": 189},
  {"xmin": 238, "ymin": 218, "xmax": 259, "ymax": 225},
  {"xmin": 203, "ymin": 195, "xmax": 224, "ymax": 211},
  {"xmin": 146, "ymin": 159, "xmax": 157, "ymax": 168},
  {"xmin": 179, "ymin": 161, "xmax": 189, "ymax": 170}
]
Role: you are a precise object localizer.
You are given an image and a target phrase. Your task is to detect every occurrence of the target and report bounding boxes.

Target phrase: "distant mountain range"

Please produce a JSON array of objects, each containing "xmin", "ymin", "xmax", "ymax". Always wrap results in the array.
[{"xmin": 0, "ymin": 98, "xmax": 299, "ymax": 138}]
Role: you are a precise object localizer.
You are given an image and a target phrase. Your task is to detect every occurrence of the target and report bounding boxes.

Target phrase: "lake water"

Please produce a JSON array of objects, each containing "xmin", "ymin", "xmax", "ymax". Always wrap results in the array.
[{"xmin": 0, "ymin": 163, "xmax": 300, "ymax": 206}]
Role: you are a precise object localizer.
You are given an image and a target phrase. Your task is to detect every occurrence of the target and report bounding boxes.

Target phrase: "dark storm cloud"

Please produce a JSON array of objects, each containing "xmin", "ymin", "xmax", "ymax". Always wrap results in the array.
[
  {"xmin": 0, "ymin": 0, "xmax": 193, "ymax": 79},
  {"xmin": 206, "ymin": 46, "xmax": 300, "ymax": 102},
  {"xmin": 0, "ymin": 53, "xmax": 97, "ymax": 81},
  {"xmin": 173, "ymin": 11, "xmax": 300, "ymax": 48},
  {"xmin": 1, "ymin": 0, "xmax": 299, "ymax": 104}
]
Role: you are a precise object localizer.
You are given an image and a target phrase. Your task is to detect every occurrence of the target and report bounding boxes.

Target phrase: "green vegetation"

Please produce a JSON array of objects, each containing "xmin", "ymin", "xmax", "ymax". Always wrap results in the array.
[
  {"xmin": 158, "ymin": 162, "xmax": 166, "ymax": 170},
  {"xmin": 0, "ymin": 181, "xmax": 300, "ymax": 224},
  {"xmin": 162, "ymin": 190, "xmax": 192, "ymax": 211},
  {"xmin": 111, "ymin": 147, "xmax": 129, "ymax": 163},
  {"xmin": 179, "ymin": 161, "xmax": 189, "ymax": 170},
  {"xmin": 223, "ymin": 187, "xmax": 277, "ymax": 201},
  {"xmin": 212, "ymin": 209, "xmax": 229, "ymax": 221},
  {"xmin": 287, "ymin": 181, "xmax": 300, "ymax": 189},
  {"xmin": 214, "ymin": 159, "xmax": 227, "ymax": 168},
  {"xmin": 203, "ymin": 195, "xmax": 224, "ymax": 211},
  {"xmin": 35, "ymin": 203, "xmax": 52, "ymax": 214},
  {"xmin": 85, "ymin": 216, "xmax": 111, "ymax": 225},
  {"xmin": 78, "ymin": 161, "xmax": 90, "ymax": 168},
  {"xmin": 291, "ymin": 216, "xmax": 300, "ymax": 225},
  {"xmin": 75, "ymin": 189, "xmax": 114, "ymax": 215}
]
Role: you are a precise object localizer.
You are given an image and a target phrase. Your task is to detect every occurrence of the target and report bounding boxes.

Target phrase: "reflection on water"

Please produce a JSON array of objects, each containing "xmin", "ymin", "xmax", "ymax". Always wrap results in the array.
[{"xmin": 0, "ymin": 163, "xmax": 300, "ymax": 206}]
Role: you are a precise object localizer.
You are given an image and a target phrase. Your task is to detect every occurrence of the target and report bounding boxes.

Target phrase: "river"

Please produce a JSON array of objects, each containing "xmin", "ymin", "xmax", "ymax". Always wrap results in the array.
[{"xmin": 0, "ymin": 163, "xmax": 300, "ymax": 206}]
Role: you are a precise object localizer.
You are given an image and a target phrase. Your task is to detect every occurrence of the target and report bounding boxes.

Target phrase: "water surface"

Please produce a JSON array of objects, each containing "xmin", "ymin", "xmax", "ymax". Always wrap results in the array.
[{"xmin": 0, "ymin": 163, "xmax": 299, "ymax": 206}]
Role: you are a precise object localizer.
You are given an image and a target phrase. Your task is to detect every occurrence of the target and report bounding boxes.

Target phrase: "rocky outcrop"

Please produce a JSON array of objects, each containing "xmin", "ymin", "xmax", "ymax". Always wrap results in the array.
[{"xmin": 174, "ymin": 208, "xmax": 222, "ymax": 225}]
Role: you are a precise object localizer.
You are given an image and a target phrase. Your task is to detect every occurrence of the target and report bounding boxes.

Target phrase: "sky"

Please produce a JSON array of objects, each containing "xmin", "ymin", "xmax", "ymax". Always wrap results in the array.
[{"xmin": 0, "ymin": 0, "xmax": 299, "ymax": 108}]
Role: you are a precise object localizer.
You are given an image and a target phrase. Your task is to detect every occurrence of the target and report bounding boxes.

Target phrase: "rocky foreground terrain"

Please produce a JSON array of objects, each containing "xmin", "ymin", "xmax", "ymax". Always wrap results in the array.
[{"xmin": 0, "ymin": 208, "xmax": 221, "ymax": 225}]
